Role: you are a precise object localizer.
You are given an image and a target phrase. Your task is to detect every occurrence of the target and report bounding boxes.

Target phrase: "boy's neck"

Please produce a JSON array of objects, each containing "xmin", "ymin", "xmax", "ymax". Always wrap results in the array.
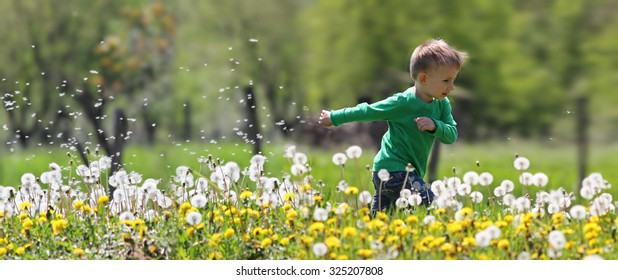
[{"xmin": 413, "ymin": 86, "xmax": 434, "ymax": 103}]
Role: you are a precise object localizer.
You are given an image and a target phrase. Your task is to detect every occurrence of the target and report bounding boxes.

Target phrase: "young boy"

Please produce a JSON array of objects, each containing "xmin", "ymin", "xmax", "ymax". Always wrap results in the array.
[{"xmin": 318, "ymin": 38, "xmax": 467, "ymax": 212}]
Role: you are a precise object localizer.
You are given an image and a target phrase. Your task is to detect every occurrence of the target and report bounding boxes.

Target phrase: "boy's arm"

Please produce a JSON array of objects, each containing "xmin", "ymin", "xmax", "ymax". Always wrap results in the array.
[
  {"xmin": 428, "ymin": 98, "xmax": 458, "ymax": 144},
  {"xmin": 329, "ymin": 94, "xmax": 407, "ymax": 126}
]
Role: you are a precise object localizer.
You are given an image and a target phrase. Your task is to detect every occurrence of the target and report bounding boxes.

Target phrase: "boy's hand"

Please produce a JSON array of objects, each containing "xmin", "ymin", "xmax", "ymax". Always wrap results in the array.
[
  {"xmin": 415, "ymin": 117, "xmax": 436, "ymax": 132},
  {"xmin": 318, "ymin": 110, "xmax": 333, "ymax": 127}
]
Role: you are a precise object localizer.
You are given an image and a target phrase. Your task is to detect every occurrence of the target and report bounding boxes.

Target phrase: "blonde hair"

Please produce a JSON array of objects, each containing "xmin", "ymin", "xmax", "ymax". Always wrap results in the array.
[{"xmin": 409, "ymin": 39, "xmax": 467, "ymax": 81}]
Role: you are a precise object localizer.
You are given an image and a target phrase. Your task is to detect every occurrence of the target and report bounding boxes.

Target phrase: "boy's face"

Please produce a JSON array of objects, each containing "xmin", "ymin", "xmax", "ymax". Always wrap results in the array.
[{"xmin": 417, "ymin": 66, "xmax": 460, "ymax": 102}]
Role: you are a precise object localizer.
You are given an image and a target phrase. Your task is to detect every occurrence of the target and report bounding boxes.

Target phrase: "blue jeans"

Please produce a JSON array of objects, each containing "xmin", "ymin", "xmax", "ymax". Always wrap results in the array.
[{"xmin": 371, "ymin": 171, "xmax": 435, "ymax": 212}]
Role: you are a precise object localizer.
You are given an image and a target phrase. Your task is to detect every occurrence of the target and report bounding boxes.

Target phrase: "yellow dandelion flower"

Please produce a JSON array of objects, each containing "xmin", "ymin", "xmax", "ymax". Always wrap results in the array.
[
  {"xmin": 376, "ymin": 212, "xmax": 389, "ymax": 221},
  {"xmin": 243, "ymin": 234, "xmax": 251, "ymax": 242},
  {"xmin": 494, "ymin": 220, "xmax": 508, "ymax": 228},
  {"xmin": 313, "ymin": 195, "xmax": 323, "ymax": 202},
  {"xmin": 286, "ymin": 209, "xmax": 298, "ymax": 221},
  {"xmin": 337, "ymin": 254, "xmax": 349, "ymax": 260},
  {"xmin": 342, "ymin": 227, "xmax": 358, "ymax": 237},
  {"xmin": 301, "ymin": 184, "xmax": 312, "ymax": 191},
  {"xmin": 178, "ymin": 202, "xmax": 192, "ymax": 215},
  {"xmin": 51, "ymin": 219, "xmax": 68, "ymax": 235},
  {"xmin": 434, "ymin": 208, "xmax": 446, "ymax": 215},
  {"xmin": 301, "ymin": 235, "xmax": 314, "ymax": 246},
  {"xmin": 440, "ymin": 243, "xmax": 456, "ymax": 253},
  {"xmin": 326, "ymin": 217, "xmax": 337, "ymax": 225},
  {"xmin": 149, "ymin": 245, "xmax": 157, "ymax": 254},
  {"xmin": 186, "ymin": 227, "xmax": 195, "ymax": 237},
  {"xmin": 22, "ymin": 218, "xmax": 34, "ymax": 230},
  {"xmin": 480, "ymin": 221, "xmax": 493, "ymax": 230},
  {"xmin": 0, "ymin": 211, "xmax": 4, "ymax": 218},
  {"xmin": 224, "ymin": 228, "xmax": 235, "ymax": 238},
  {"xmin": 73, "ymin": 200, "xmax": 84, "ymax": 211},
  {"xmin": 325, "ymin": 236, "xmax": 341, "ymax": 249},
  {"xmin": 447, "ymin": 221, "xmax": 464, "ymax": 234},
  {"xmin": 357, "ymin": 249, "xmax": 373, "ymax": 259},
  {"xmin": 73, "ymin": 248, "xmax": 85, "ymax": 257},
  {"xmin": 462, "ymin": 237, "xmax": 476, "ymax": 247},
  {"xmin": 460, "ymin": 207, "xmax": 473, "ymax": 217},
  {"xmin": 344, "ymin": 186, "xmax": 359, "ymax": 195},
  {"xmin": 588, "ymin": 238, "xmax": 598, "ymax": 247},
  {"xmin": 497, "ymin": 239, "xmax": 510, "ymax": 250},
  {"xmin": 240, "ymin": 190, "xmax": 253, "ymax": 200},
  {"xmin": 209, "ymin": 233, "xmax": 222, "ymax": 247},
  {"xmin": 283, "ymin": 192, "xmax": 295, "ymax": 201},
  {"xmin": 97, "ymin": 195, "xmax": 109, "ymax": 205},
  {"xmin": 504, "ymin": 215, "xmax": 513, "ymax": 223},
  {"xmin": 309, "ymin": 222, "xmax": 326, "ymax": 233},
  {"xmin": 18, "ymin": 212, "xmax": 28, "ymax": 221},
  {"xmin": 261, "ymin": 238, "xmax": 273, "ymax": 248},
  {"xmin": 15, "ymin": 246, "xmax": 26, "ymax": 255},
  {"xmin": 385, "ymin": 235, "xmax": 399, "ymax": 245},
  {"xmin": 282, "ymin": 203, "xmax": 293, "ymax": 211},
  {"xmin": 271, "ymin": 234, "xmax": 279, "ymax": 241},
  {"xmin": 280, "ymin": 237, "xmax": 290, "ymax": 246},
  {"xmin": 477, "ymin": 254, "xmax": 489, "ymax": 260},
  {"xmin": 19, "ymin": 201, "xmax": 32, "ymax": 211},
  {"xmin": 406, "ymin": 215, "xmax": 419, "ymax": 225},
  {"xmin": 0, "ymin": 247, "xmax": 7, "ymax": 256},
  {"xmin": 209, "ymin": 251, "xmax": 223, "ymax": 260}
]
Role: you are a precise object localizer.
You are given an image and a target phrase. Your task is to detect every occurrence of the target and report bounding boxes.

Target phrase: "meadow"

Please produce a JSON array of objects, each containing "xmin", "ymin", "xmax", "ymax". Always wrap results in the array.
[{"xmin": 0, "ymin": 140, "xmax": 616, "ymax": 259}]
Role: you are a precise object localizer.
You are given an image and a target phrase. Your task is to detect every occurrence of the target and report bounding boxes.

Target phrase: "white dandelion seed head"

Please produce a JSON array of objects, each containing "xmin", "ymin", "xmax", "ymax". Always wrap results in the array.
[
  {"xmin": 377, "ymin": 169, "xmax": 390, "ymax": 182},
  {"xmin": 186, "ymin": 211, "xmax": 202, "ymax": 225},
  {"xmin": 359, "ymin": 190, "xmax": 373, "ymax": 205},
  {"xmin": 515, "ymin": 196, "xmax": 531, "ymax": 212},
  {"xmin": 337, "ymin": 180, "xmax": 349, "ymax": 192},
  {"xmin": 224, "ymin": 161, "xmax": 241, "ymax": 182},
  {"xmin": 485, "ymin": 225, "xmax": 501, "ymax": 239},
  {"xmin": 76, "ymin": 165, "xmax": 91, "ymax": 178},
  {"xmin": 293, "ymin": 153, "xmax": 307, "ymax": 166},
  {"xmin": 469, "ymin": 191, "xmax": 483, "ymax": 204},
  {"xmin": 312, "ymin": 242, "xmax": 328, "ymax": 257},
  {"xmin": 519, "ymin": 172, "xmax": 533, "ymax": 186},
  {"xmin": 332, "ymin": 153, "xmax": 347, "ymax": 166},
  {"xmin": 548, "ymin": 230, "xmax": 566, "ymax": 250},
  {"xmin": 547, "ymin": 203, "xmax": 561, "ymax": 214},
  {"xmin": 446, "ymin": 177, "xmax": 461, "ymax": 188},
  {"xmin": 514, "ymin": 156, "xmax": 530, "ymax": 171},
  {"xmin": 250, "ymin": 154, "xmax": 267, "ymax": 167},
  {"xmin": 478, "ymin": 172, "xmax": 493, "ymax": 186},
  {"xmin": 395, "ymin": 197, "xmax": 409, "ymax": 209},
  {"xmin": 493, "ymin": 185, "xmax": 507, "ymax": 197},
  {"xmin": 400, "ymin": 189, "xmax": 412, "ymax": 199},
  {"xmin": 531, "ymin": 206, "xmax": 545, "ymax": 217},
  {"xmin": 456, "ymin": 183, "xmax": 471, "ymax": 196},
  {"xmin": 284, "ymin": 145, "xmax": 297, "ymax": 159},
  {"xmin": 313, "ymin": 207, "xmax": 329, "ymax": 221},
  {"xmin": 408, "ymin": 193, "xmax": 422, "ymax": 206},
  {"xmin": 190, "ymin": 194, "xmax": 208, "ymax": 208},
  {"xmin": 501, "ymin": 179, "xmax": 515, "ymax": 192},
  {"xmin": 579, "ymin": 186, "xmax": 595, "ymax": 200},
  {"xmin": 119, "ymin": 211, "xmax": 135, "ymax": 221},
  {"xmin": 157, "ymin": 195, "xmax": 172, "ymax": 208},
  {"xmin": 569, "ymin": 205, "xmax": 587, "ymax": 220},
  {"xmin": 547, "ymin": 247, "xmax": 563, "ymax": 259},
  {"xmin": 431, "ymin": 180, "xmax": 446, "ymax": 196},
  {"xmin": 463, "ymin": 171, "xmax": 479, "ymax": 186},
  {"xmin": 176, "ymin": 165, "xmax": 190, "ymax": 178},
  {"xmin": 532, "ymin": 172, "xmax": 549, "ymax": 187},
  {"xmin": 99, "ymin": 156, "xmax": 112, "ymax": 170},
  {"xmin": 290, "ymin": 163, "xmax": 307, "ymax": 177},
  {"xmin": 536, "ymin": 191, "xmax": 550, "ymax": 204},
  {"xmin": 345, "ymin": 145, "xmax": 362, "ymax": 159},
  {"xmin": 475, "ymin": 230, "xmax": 492, "ymax": 247},
  {"xmin": 502, "ymin": 194, "xmax": 516, "ymax": 207},
  {"xmin": 423, "ymin": 215, "xmax": 436, "ymax": 225},
  {"xmin": 334, "ymin": 203, "xmax": 348, "ymax": 215}
]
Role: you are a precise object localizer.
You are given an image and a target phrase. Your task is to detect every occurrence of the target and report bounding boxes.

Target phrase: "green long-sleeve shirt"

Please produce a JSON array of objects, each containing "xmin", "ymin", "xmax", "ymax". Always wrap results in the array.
[{"xmin": 330, "ymin": 86, "xmax": 457, "ymax": 179}]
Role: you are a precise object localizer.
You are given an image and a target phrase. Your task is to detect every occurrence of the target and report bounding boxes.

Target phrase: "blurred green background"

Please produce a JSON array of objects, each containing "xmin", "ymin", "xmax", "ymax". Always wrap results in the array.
[{"xmin": 1, "ymin": 0, "xmax": 617, "ymax": 195}]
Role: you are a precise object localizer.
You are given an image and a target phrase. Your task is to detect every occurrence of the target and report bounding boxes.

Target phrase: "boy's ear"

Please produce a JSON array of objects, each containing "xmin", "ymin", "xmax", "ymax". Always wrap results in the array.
[{"xmin": 418, "ymin": 72, "xmax": 427, "ymax": 84}]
